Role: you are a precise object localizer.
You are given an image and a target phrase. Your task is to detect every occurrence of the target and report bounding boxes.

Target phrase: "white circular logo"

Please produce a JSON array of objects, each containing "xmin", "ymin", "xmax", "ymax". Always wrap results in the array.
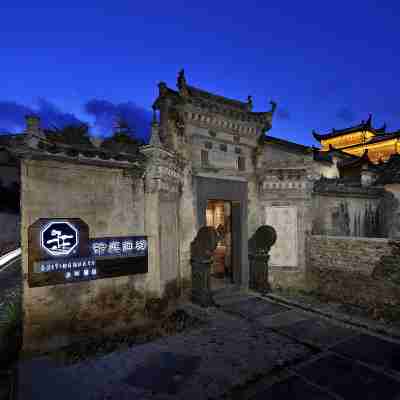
[{"xmin": 40, "ymin": 221, "xmax": 79, "ymax": 257}]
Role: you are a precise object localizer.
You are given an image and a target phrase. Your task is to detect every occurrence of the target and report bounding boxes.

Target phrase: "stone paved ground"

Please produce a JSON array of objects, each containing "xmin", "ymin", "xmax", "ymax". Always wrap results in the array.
[{"xmin": 15, "ymin": 288, "xmax": 400, "ymax": 400}]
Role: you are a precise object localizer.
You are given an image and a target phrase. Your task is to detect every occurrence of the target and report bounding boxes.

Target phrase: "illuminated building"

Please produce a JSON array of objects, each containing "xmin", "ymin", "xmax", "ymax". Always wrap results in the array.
[{"xmin": 312, "ymin": 114, "xmax": 400, "ymax": 164}]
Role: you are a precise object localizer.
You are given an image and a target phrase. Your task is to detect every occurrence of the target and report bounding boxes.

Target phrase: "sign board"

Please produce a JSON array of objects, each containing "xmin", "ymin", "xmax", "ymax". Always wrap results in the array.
[
  {"xmin": 33, "ymin": 257, "xmax": 97, "ymax": 283},
  {"xmin": 28, "ymin": 218, "xmax": 148, "ymax": 287},
  {"xmin": 89, "ymin": 236, "xmax": 148, "ymax": 258},
  {"xmin": 89, "ymin": 236, "xmax": 148, "ymax": 279},
  {"xmin": 28, "ymin": 218, "xmax": 90, "ymax": 287}
]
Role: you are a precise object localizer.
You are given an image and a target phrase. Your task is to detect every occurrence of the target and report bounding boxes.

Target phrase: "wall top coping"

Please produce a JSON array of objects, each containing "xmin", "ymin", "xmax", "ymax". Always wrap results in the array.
[
  {"xmin": 311, "ymin": 234, "xmax": 390, "ymax": 243},
  {"xmin": 193, "ymin": 172, "xmax": 248, "ymax": 182}
]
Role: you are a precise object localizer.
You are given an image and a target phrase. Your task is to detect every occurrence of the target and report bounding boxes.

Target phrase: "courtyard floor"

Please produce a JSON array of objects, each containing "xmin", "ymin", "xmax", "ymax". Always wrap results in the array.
[{"xmin": 15, "ymin": 285, "xmax": 400, "ymax": 400}]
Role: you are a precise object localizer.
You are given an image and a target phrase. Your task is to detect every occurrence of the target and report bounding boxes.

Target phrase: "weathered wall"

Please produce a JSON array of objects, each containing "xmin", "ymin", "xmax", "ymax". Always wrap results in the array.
[
  {"xmin": 312, "ymin": 193, "xmax": 383, "ymax": 237},
  {"xmin": 20, "ymin": 158, "xmax": 160, "ymax": 353},
  {"xmin": 382, "ymin": 184, "xmax": 400, "ymax": 238},
  {"xmin": 261, "ymin": 144, "xmax": 307, "ymax": 164},
  {"xmin": 308, "ymin": 235, "xmax": 400, "ymax": 312},
  {"xmin": 178, "ymin": 165, "xmax": 197, "ymax": 289},
  {"xmin": 257, "ymin": 166, "xmax": 314, "ymax": 290}
]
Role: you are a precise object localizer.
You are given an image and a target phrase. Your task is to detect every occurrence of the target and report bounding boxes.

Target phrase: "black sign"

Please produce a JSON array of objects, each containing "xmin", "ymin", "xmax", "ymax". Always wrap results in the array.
[
  {"xmin": 89, "ymin": 236, "xmax": 148, "ymax": 258},
  {"xmin": 41, "ymin": 221, "xmax": 79, "ymax": 257},
  {"xmin": 28, "ymin": 219, "xmax": 148, "ymax": 287},
  {"xmin": 33, "ymin": 257, "xmax": 97, "ymax": 282},
  {"xmin": 28, "ymin": 218, "xmax": 90, "ymax": 287},
  {"xmin": 89, "ymin": 236, "xmax": 148, "ymax": 280}
]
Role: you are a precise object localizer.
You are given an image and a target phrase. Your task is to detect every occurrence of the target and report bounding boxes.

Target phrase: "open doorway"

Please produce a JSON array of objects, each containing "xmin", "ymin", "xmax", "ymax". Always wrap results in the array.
[{"xmin": 205, "ymin": 200, "xmax": 235, "ymax": 292}]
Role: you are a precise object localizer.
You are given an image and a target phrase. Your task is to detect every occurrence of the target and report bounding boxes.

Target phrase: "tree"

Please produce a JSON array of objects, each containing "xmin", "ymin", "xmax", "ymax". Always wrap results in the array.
[{"xmin": 45, "ymin": 123, "xmax": 92, "ymax": 147}]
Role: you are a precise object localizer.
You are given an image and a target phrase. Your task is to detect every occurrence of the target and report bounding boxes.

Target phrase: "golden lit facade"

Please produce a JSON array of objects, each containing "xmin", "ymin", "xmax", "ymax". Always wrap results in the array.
[{"xmin": 313, "ymin": 116, "xmax": 400, "ymax": 164}]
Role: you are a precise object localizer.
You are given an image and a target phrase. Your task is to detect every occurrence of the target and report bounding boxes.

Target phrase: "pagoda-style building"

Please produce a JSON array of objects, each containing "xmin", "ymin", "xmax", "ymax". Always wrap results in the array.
[{"xmin": 312, "ymin": 114, "xmax": 400, "ymax": 164}]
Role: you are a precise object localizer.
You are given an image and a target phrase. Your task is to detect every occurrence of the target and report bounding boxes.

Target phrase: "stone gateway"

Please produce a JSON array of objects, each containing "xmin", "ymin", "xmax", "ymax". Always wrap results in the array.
[{"xmin": 1, "ymin": 70, "xmax": 400, "ymax": 352}]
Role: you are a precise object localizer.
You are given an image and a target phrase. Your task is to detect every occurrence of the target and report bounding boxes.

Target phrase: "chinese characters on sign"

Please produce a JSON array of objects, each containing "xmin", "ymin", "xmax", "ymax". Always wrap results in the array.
[
  {"xmin": 28, "ymin": 218, "xmax": 148, "ymax": 287},
  {"xmin": 89, "ymin": 236, "xmax": 148, "ymax": 258}
]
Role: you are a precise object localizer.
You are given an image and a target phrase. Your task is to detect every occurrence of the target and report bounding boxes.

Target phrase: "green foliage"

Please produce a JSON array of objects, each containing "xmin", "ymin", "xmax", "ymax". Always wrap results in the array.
[
  {"xmin": 100, "ymin": 130, "xmax": 142, "ymax": 154},
  {"xmin": 2, "ymin": 300, "xmax": 21, "ymax": 336},
  {"xmin": 0, "ymin": 299, "xmax": 22, "ymax": 366},
  {"xmin": 45, "ymin": 123, "xmax": 93, "ymax": 147}
]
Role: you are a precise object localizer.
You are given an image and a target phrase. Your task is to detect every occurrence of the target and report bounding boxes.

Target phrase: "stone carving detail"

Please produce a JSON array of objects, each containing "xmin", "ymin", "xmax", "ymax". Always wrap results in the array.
[
  {"xmin": 190, "ymin": 226, "xmax": 218, "ymax": 307},
  {"xmin": 265, "ymin": 206, "xmax": 297, "ymax": 267},
  {"xmin": 248, "ymin": 225, "xmax": 277, "ymax": 293},
  {"xmin": 143, "ymin": 147, "xmax": 187, "ymax": 194}
]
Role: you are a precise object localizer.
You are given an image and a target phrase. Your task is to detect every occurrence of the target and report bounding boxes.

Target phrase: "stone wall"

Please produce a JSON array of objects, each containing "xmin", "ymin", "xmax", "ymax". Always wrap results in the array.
[
  {"xmin": 258, "ymin": 170, "xmax": 313, "ymax": 289},
  {"xmin": 382, "ymin": 184, "xmax": 400, "ymax": 238},
  {"xmin": 20, "ymin": 158, "xmax": 160, "ymax": 353},
  {"xmin": 308, "ymin": 235, "xmax": 400, "ymax": 311},
  {"xmin": 312, "ymin": 181, "xmax": 384, "ymax": 237}
]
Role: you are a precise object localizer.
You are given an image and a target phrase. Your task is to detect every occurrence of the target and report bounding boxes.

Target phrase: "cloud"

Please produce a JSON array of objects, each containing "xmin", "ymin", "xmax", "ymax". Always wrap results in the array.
[
  {"xmin": 84, "ymin": 99, "xmax": 152, "ymax": 140},
  {"xmin": 0, "ymin": 101, "xmax": 34, "ymax": 132},
  {"xmin": 35, "ymin": 98, "xmax": 84, "ymax": 129},
  {"xmin": 0, "ymin": 98, "xmax": 152, "ymax": 142},
  {"xmin": 0, "ymin": 99, "xmax": 85, "ymax": 133},
  {"xmin": 336, "ymin": 107, "xmax": 356, "ymax": 123}
]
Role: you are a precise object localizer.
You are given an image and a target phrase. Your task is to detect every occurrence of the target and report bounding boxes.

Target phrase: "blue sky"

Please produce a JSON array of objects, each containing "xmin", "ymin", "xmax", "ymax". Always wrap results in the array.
[{"xmin": 1, "ymin": 1, "xmax": 400, "ymax": 145}]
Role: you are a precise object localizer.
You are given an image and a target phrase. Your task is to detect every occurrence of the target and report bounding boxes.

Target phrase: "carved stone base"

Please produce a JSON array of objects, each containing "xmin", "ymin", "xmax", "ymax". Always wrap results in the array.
[
  {"xmin": 249, "ymin": 254, "xmax": 270, "ymax": 294},
  {"xmin": 191, "ymin": 259, "xmax": 215, "ymax": 307}
]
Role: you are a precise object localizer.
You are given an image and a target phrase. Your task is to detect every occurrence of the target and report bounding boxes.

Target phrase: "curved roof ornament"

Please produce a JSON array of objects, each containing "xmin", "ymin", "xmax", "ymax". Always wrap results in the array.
[
  {"xmin": 247, "ymin": 95, "xmax": 253, "ymax": 111},
  {"xmin": 366, "ymin": 113, "xmax": 372, "ymax": 127},
  {"xmin": 269, "ymin": 100, "xmax": 277, "ymax": 114},
  {"xmin": 177, "ymin": 69, "xmax": 189, "ymax": 97}
]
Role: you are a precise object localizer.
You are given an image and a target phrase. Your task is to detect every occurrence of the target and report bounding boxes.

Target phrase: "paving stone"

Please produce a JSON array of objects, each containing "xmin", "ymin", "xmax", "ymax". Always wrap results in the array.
[
  {"xmin": 330, "ymin": 333, "xmax": 400, "ymax": 374},
  {"xmin": 275, "ymin": 318, "xmax": 357, "ymax": 348},
  {"xmin": 124, "ymin": 352, "xmax": 201, "ymax": 395},
  {"xmin": 294, "ymin": 353, "xmax": 400, "ymax": 400},
  {"xmin": 213, "ymin": 293, "xmax": 253, "ymax": 307},
  {"xmin": 221, "ymin": 297, "xmax": 289, "ymax": 319},
  {"xmin": 17, "ymin": 308, "xmax": 312, "ymax": 400},
  {"xmin": 252, "ymin": 374, "xmax": 338, "ymax": 400},
  {"xmin": 257, "ymin": 309, "xmax": 313, "ymax": 328}
]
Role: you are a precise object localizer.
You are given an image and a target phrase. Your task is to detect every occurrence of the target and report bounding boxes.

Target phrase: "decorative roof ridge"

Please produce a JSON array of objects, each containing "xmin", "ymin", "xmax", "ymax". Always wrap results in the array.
[
  {"xmin": 314, "ymin": 176, "xmax": 384, "ymax": 195},
  {"xmin": 262, "ymin": 135, "xmax": 312, "ymax": 152},
  {"xmin": 374, "ymin": 153, "xmax": 400, "ymax": 185},
  {"xmin": 186, "ymin": 84, "xmax": 249, "ymax": 110},
  {"xmin": 325, "ymin": 145, "xmax": 360, "ymax": 159},
  {"xmin": 336, "ymin": 149, "xmax": 375, "ymax": 168},
  {"xmin": 312, "ymin": 114, "xmax": 383, "ymax": 142}
]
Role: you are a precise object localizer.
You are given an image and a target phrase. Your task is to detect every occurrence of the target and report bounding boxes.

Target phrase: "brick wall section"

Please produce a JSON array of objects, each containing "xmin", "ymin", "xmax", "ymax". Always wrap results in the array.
[{"xmin": 307, "ymin": 235, "xmax": 400, "ymax": 310}]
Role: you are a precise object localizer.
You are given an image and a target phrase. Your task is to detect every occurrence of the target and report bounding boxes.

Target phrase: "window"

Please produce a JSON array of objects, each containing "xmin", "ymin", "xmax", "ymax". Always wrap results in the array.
[
  {"xmin": 219, "ymin": 143, "xmax": 227, "ymax": 152},
  {"xmin": 237, "ymin": 156, "xmax": 245, "ymax": 171},
  {"xmin": 205, "ymin": 141, "xmax": 213, "ymax": 149},
  {"xmin": 201, "ymin": 150, "xmax": 209, "ymax": 165},
  {"xmin": 235, "ymin": 147, "xmax": 241, "ymax": 154}
]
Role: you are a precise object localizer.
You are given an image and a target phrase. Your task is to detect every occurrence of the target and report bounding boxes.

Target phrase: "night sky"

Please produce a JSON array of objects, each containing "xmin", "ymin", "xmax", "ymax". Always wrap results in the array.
[{"xmin": 1, "ymin": 1, "xmax": 400, "ymax": 145}]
